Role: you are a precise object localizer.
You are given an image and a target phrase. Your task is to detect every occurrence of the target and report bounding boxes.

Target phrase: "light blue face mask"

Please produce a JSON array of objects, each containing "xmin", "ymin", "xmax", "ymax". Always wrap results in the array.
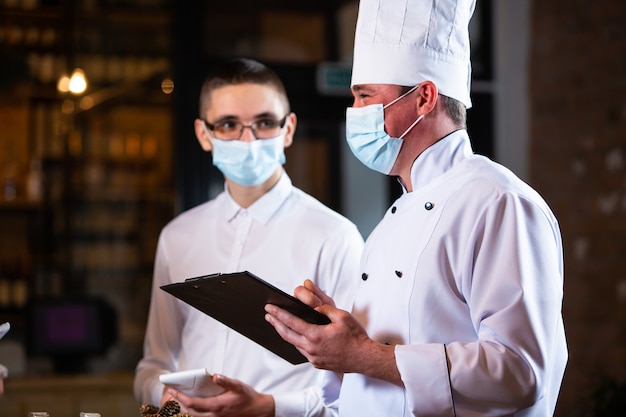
[
  {"xmin": 346, "ymin": 85, "xmax": 423, "ymax": 175},
  {"xmin": 210, "ymin": 135, "xmax": 286, "ymax": 186}
]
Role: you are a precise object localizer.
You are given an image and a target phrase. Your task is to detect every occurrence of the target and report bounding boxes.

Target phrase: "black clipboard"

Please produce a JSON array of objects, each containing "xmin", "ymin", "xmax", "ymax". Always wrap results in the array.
[{"xmin": 161, "ymin": 271, "xmax": 330, "ymax": 364}]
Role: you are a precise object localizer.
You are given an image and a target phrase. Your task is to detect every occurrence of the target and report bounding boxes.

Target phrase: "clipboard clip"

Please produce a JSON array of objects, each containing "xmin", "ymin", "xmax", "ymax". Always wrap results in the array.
[{"xmin": 185, "ymin": 272, "xmax": 222, "ymax": 282}]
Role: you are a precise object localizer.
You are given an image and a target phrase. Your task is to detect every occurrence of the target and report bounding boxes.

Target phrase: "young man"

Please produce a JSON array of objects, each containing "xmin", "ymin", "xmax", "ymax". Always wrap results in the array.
[
  {"xmin": 134, "ymin": 58, "xmax": 364, "ymax": 416},
  {"xmin": 266, "ymin": 0, "xmax": 568, "ymax": 416}
]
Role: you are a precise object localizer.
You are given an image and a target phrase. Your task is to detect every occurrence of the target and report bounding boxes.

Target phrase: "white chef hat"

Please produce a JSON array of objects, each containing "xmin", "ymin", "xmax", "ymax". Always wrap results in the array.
[{"xmin": 351, "ymin": 0, "xmax": 476, "ymax": 108}]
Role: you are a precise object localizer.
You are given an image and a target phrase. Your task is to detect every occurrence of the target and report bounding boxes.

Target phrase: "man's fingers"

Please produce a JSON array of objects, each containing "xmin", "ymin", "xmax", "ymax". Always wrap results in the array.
[
  {"xmin": 265, "ymin": 311, "xmax": 313, "ymax": 363},
  {"xmin": 265, "ymin": 307, "xmax": 306, "ymax": 343},
  {"xmin": 170, "ymin": 388, "xmax": 190, "ymax": 404},
  {"xmin": 304, "ymin": 279, "xmax": 336, "ymax": 307},
  {"xmin": 211, "ymin": 373, "xmax": 238, "ymax": 392},
  {"xmin": 293, "ymin": 285, "xmax": 323, "ymax": 307}
]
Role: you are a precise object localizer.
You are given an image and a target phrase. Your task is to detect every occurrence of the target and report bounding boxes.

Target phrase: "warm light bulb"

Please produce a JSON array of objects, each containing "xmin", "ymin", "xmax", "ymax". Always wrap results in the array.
[
  {"xmin": 161, "ymin": 78, "xmax": 174, "ymax": 94},
  {"xmin": 57, "ymin": 74, "xmax": 70, "ymax": 93},
  {"xmin": 69, "ymin": 68, "xmax": 87, "ymax": 95}
]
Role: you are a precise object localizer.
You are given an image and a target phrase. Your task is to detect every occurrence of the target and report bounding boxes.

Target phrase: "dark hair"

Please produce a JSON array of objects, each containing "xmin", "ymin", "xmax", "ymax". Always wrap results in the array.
[
  {"xmin": 440, "ymin": 94, "xmax": 467, "ymax": 128},
  {"xmin": 198, "ymin": 58, "xmax": 290, "ymax": 117}
]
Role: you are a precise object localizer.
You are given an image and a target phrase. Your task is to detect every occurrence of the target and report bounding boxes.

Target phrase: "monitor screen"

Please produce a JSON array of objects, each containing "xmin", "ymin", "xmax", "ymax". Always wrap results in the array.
[{"xmin": 27, "ymin": 297, "xmax": 117, "ymax": 358}]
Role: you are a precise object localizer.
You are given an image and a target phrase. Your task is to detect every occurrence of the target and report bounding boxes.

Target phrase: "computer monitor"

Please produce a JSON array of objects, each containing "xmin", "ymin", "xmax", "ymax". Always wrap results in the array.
[{"xmin": 26, "ymin": 297, "xmax": 117, "ymax": 373}]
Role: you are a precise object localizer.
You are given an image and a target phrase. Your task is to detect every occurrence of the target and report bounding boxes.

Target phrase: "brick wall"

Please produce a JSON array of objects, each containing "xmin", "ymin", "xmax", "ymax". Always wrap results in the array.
[{"xmin": 530, "ymin": 0, "xmax": 626, "ymax": 414}]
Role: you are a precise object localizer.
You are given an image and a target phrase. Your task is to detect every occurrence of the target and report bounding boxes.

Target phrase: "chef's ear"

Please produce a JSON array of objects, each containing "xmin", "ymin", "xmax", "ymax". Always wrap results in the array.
[
  {"xmin": 415, "ymin": 81, "xmax": 438, "ymax": 117},
  {"xmin": 194, "ymin": 118, "xmax": 213, "ymax": 152}
]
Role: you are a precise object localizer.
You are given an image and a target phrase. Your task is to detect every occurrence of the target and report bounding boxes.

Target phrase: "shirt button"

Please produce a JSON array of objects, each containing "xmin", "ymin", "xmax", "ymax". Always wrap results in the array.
[
  {"xmin": 391, "ymin": 206, "xmax": 397, "ymax": 213},
  {"xmin": 424, "ymin": 202, "xmax": 434, "ymax": 210},
  {"xmin": 361, "ymin": 273, "xmax": 368, "ymax": 281},
  {"xmin": 395, "ymin": 270, "xmax": 403, "ymax": 278}
]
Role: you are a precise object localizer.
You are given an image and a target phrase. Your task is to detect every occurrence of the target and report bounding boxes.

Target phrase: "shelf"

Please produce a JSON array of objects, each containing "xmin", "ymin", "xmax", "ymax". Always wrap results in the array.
[
  {"xmin": 0, "ymin": 0, "xmax": 175, "ymax": 375},
  {"xmin": 2, "ymin": 372, "xmax": 137, "ymax": 417},
  {"xmin": 0, "ymin": 5, "xmax": 64, "ymax": 25},
  {"xmin": 0, "ymin": 198, "xmax": 46, "ymax": 212},
  {"xmin": 69, "ymin": 190, "xmax": 174, "ymax": 204}
]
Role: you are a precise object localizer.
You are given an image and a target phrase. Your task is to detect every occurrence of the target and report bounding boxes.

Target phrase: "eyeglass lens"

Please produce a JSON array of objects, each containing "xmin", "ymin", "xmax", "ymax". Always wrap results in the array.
[{"xmin": 207, "ymin": 116, "xmax": 286, "ymax": 140}]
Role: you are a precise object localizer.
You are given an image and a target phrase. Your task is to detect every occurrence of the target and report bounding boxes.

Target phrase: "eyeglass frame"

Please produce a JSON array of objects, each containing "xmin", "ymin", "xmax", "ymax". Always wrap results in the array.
[{"xmin": 203, "ymin": 114, "xmax": 289, "ymax": 140}]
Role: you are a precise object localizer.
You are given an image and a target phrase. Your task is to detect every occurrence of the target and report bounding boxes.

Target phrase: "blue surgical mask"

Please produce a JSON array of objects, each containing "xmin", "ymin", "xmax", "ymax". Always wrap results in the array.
[
  {"xmin": 346, "ymin": 85, "xmax": 423, "ymax": 175},
  {"xmin": 210, "ymin": 135, "xmax": 286, "ymax": 186}
]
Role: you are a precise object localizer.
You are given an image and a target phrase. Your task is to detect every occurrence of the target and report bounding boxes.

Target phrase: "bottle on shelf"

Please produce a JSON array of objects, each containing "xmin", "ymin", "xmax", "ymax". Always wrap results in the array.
[
  {"xmin": 0, "ymin": 261, "xmax": 10, "ymax": 308},
  {"xmin": 26, "ymin": 159, "xmax": 43, "ymax": 201},
  {"xmin": 11, "ymin": 257, "xmax": 29, "ymax": 309},
  {"xmin": 2, "ymin": 163, "xmax": 18, "ymax": 201}
]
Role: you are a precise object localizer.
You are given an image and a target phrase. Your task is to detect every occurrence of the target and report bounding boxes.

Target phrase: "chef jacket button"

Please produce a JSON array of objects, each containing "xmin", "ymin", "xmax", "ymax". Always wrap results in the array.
[
  {"xmin": 395, "ymin": 270, "xmax": 402, "ymax": 278},
  {"xmin": 391, "ymin": 206, "xmax": 397, "ymax": 213},
  {"xmin": 424, "ymin": 202, "xmax": 434, "ymax": 210},
  {"xmin": 361, "ymin": 273, "xmax": 368, "ymax": 281}
]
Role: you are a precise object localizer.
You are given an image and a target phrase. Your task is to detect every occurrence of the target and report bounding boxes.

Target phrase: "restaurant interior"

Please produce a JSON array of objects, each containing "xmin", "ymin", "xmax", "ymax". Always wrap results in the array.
[{"xmin": 1, "ymin": 0, "xmax": 625, "ymax": 416}]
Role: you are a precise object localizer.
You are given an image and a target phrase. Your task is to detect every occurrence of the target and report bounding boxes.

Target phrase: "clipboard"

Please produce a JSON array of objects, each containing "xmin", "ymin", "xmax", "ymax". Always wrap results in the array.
[{"xmin": 160, "ymin": 271, "xmax": 330, "ymax": 364}]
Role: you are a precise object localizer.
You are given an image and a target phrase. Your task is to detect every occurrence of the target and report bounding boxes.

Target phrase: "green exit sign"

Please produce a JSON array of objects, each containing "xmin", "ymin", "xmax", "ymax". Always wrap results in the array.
[{"xmin": 316, "ymin": 62, "xmax": 352, "ymax": 96}]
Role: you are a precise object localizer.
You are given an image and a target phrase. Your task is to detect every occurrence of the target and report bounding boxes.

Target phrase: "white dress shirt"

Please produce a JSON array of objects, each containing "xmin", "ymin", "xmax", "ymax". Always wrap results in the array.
[
  {"xmin": 134, "ymin": 172, "xmax": 363, "ymax": 417},
  {"xmin": 337, "ymin": 130, "xmax": 567, "ymax": 416}
]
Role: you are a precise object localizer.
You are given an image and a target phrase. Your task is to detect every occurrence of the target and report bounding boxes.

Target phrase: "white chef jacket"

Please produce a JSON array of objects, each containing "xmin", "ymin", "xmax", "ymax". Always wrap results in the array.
[
  {"xmin": 134, "ymin": 172, "xmax": 363, "ymax": 417},
  {"xmin": 336, "ymin": 130, "xmax": 567, "ymax": 416}
]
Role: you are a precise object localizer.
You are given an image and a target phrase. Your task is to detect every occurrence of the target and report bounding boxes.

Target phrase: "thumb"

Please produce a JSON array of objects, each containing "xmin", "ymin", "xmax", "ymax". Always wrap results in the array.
[
  {"xmin": 315, "ymin": 303, "xmax": 340, "ymax": 319},
  {"xmin": 213, "ymin": 373, "xmax": 240, "ymax": 391}
]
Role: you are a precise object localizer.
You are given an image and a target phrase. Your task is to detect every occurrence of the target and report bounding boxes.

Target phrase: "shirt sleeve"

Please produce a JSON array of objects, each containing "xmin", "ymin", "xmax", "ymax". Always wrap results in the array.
[
  {"xmin": 399, "ymin": 191, "xmax": 566, "ymax": 415},
  {"xmin": 134, "ymin": 233, "xmax": 185, "ymax": 405},
  {"xmin": 274, "ymin": 372, "xmax": 340, "ymax": 417}
]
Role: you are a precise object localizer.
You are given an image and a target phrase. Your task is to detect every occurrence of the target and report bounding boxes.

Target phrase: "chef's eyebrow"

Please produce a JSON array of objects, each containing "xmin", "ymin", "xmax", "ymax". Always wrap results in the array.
[{"xmin": 351, "ymin": 85, "xmax": 374, "ymax": 94}]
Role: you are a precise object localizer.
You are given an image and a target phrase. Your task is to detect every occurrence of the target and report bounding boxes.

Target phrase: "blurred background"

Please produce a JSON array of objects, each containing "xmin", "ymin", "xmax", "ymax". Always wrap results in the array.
[{"xmin": 0, "ymin": 0, "xmax": 624, "ymax": 415}]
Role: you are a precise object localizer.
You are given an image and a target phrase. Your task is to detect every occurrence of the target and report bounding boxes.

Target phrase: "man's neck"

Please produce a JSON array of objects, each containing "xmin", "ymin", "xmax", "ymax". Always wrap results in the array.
[
  {"xmin": 394, "ymin": 120, "xmax": 461, "ymax": 192},
  {"xmin": 226, "ymin": 168, "xmax": 283, "ymax": 208}
]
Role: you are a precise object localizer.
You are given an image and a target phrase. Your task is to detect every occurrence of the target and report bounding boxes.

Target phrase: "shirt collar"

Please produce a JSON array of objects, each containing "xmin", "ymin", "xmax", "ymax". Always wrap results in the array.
[
  {"xmin": 403, "ymin": 129, "xmax": 474, "ymax": 192},
  {"xmin": 223, "ymin": 171, "xmax": 292, "ymax": 225}
]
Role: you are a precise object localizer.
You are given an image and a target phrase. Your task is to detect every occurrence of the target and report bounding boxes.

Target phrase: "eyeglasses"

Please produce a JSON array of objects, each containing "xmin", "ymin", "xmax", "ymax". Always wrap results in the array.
[{"xmin": 204, "ymin": 115, "xmax": 288, "ymax": 140}]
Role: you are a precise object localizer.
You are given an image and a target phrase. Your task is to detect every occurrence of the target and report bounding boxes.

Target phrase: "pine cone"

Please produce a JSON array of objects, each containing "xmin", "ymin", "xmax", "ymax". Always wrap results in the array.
[
  {"xmin": 158, "ymin": 400, "xmax": 181, "ymax": 417},
  {"xmin": 174, "ymin": 414, "xmax": 193, "ymax": 417},
  {"xmin": 140, "ymin": 404, "xmax": 160, "ymax": 416}
]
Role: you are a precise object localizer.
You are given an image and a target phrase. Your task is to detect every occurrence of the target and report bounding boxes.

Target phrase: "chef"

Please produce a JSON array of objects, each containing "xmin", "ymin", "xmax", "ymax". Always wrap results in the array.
[{"xmin": 265, "ymin": 0, "xmax": 568, "ymax": 415}]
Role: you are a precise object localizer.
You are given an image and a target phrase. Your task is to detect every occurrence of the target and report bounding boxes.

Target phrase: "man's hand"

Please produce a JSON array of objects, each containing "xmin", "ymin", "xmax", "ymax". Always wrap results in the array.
[
  {"xmin": 292, "ymin": 279, "xmax": 335, "ymax": 309},
  {"xmin": 163, "ymin": 374, "xmax": 274, "ymax": 417},
  {"xmin": 265, "ymin": 299, "xmax": 370, "ymax": 373},
  {"xmin": 265, "ymin": 280, "xmax": 402, "ymax": 386}
]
